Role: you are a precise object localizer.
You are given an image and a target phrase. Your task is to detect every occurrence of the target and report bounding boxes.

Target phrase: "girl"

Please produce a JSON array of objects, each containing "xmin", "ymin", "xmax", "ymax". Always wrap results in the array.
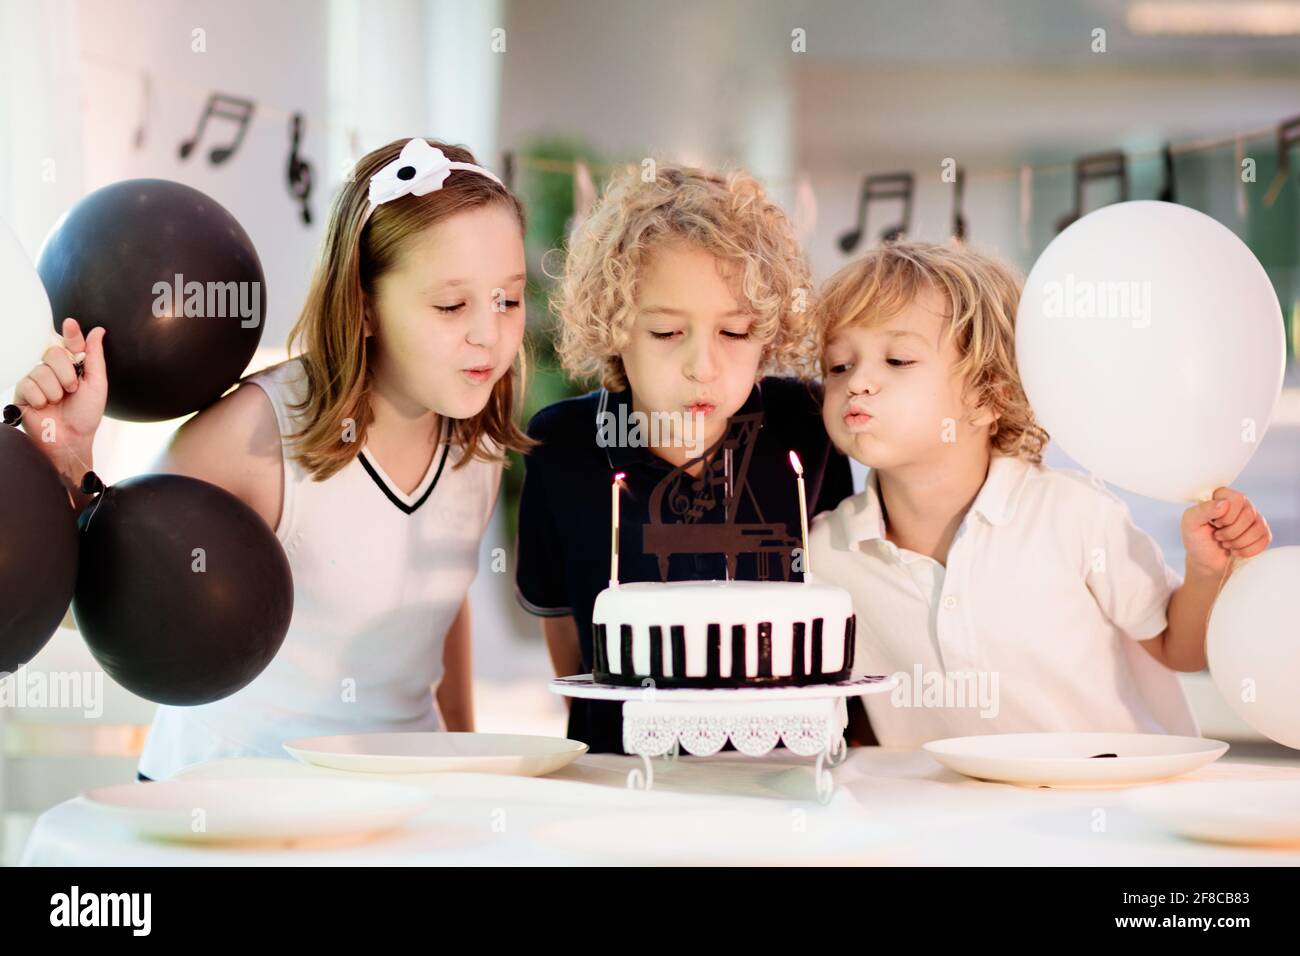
[
  {"xmin": 12, "ymin": 138, "xmax": 531, "ymax": 779},
  {"xmin": 515, "ymin": 162, "xmax": 858, "ymax": 753}
]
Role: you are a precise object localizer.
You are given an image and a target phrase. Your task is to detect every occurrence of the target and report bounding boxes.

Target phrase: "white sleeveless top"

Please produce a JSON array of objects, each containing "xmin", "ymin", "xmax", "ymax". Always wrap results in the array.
[{"xmin": 138, "ymin": 357, "xmax": 502, "ymax": 779}]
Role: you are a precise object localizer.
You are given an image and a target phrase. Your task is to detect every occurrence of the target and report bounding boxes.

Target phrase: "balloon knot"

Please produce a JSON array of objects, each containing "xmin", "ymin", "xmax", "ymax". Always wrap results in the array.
[
  {"xmin": 79, "ymin": 471, "xmax": 105, "ymax": 495},
  {"xmin": 2, "ymin": 404, "xmax": 21, "ymax": 427}
]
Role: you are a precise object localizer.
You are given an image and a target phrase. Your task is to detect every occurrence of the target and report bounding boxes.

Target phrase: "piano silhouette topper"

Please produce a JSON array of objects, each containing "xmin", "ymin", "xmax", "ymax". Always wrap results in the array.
[{"xmin": 640, "ymin": 411, "xmax": 801, "ymax": 583}]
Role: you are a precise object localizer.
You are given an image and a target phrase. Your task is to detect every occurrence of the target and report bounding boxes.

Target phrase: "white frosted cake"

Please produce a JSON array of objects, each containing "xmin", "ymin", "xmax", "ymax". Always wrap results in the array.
[{"xmin": 591, "ymin": 579, "xmax": 856, "ymax": 687}]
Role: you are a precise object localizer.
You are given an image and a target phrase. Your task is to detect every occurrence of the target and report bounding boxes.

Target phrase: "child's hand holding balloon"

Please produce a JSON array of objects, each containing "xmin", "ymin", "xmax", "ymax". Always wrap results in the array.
[
  {"xmin": 1181, "ymin": 487, "xmax": 1271, "ymax": 578},
  {"xmin": 9, "ymin": 317, "xmax": 107, "ymax": 485}
]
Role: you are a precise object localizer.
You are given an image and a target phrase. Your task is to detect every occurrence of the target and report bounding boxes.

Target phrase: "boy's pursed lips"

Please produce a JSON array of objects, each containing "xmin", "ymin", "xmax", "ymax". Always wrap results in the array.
[{"xmin": 843, "ymin": 401, "xmax": 874, "ymax": 425}]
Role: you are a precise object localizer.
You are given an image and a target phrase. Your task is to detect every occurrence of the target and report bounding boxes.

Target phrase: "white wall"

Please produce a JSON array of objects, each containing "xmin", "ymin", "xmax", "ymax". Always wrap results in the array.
[
  {"xmin": 0, "ymin": 0, "xmax": 84, "ymax": 257},
  {"xmin": 72, "ymin": 0, "xmax": 331, "ymax": 348},
  {"xmin": 498, "ymin": 0, "xmax": 796, "ymax": 182}
]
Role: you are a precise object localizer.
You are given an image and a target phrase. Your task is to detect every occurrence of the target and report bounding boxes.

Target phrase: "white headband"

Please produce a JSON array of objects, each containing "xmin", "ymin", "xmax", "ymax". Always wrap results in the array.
[{"xmin": 362, "ymin": 139, "xmax": 505, "ymax": 224}]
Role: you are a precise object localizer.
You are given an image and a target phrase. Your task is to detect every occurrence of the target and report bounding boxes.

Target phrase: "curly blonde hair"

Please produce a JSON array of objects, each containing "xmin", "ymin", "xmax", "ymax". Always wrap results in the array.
[
  {"xmin": 818, "ymin": 240, "xmax": 1051, "ymax": 464},
  {"xmin": 552, "ymin": 161, "xmax": 815, "ymax": 390}
]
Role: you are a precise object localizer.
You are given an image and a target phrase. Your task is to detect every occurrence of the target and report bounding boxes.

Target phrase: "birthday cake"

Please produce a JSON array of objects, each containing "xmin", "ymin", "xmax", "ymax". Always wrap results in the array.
[{"xmin": 591, "ymin": 579, "xmax": 856, "ymax": 688}]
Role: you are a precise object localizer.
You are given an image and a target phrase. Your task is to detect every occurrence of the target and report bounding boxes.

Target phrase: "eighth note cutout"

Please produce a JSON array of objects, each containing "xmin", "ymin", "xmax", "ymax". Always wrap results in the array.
[{"xmin": 178, "ymin": 93, "xmax": 256, "ymax": 166}]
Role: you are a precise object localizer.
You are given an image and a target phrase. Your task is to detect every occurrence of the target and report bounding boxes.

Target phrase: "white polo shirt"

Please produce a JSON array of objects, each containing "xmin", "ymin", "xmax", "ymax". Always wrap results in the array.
[{"xmin": 809, "ymin": 453, "xmax": 1198, "ymax": 748}]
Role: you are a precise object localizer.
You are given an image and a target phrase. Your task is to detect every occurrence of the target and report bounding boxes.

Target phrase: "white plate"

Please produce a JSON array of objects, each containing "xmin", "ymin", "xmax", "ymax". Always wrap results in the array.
[
  {"xmin": 1125, "ymin": 780, "xmax": 1300, "ymax": 846},
  {"xmin": 283, "ymin": 731, "xmax": 588, "ymax": 775},
  {"xmin": 922, "ymin": 733, "xmax": 1229, "ymax": 788},
  {"xmin": 84, "ymin": 778, "xmax": 433, "ymax": 845}
]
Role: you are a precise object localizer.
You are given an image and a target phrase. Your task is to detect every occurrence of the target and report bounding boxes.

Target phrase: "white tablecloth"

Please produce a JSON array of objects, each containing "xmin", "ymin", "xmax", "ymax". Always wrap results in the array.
[{"xmin": 20, "ymin": 748, "xmax": 1300, "ymax": 866}]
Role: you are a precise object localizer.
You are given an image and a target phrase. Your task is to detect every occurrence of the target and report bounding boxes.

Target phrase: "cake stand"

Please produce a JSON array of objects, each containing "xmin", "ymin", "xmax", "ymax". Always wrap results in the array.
[{"xmin": 548, "ymin": 674, "xmax": 898, "ymax": 803}]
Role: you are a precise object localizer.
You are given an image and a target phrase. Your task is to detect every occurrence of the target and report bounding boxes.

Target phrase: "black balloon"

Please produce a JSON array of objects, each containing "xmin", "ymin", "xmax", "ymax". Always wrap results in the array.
[
  {"xmin": 73, "ymin": 474, "xmax": 292, "ymax": 705},
  {"xmin": 37, "ymin": 179, "xmax": 267, "ymax": 422},
  {"xmin": 0, "ymin": 424, "xmax": 79, "ymax": 672}
]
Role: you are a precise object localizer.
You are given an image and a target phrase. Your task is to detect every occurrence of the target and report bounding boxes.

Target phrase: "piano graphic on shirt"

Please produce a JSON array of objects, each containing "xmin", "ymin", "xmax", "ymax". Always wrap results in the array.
[{"xmin": 642, "ymin": 411, "xmax": 800, "ymax": 581}]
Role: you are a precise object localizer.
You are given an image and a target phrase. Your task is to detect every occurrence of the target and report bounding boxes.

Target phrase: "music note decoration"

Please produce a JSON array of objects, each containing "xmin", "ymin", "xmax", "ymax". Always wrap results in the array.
[
  {"xmin": 951, "ymin": 164, "xmax": 967, "ymax": 240},
  {"xmin": 286, "ymin": 112, "xmax": 314, "ymax": 225},
  {"xmin": 178, "ymin": 93, "xmax": 256, "ymax": 166},
  {"xmin": 838, "ymin": 172, "xmax": 914, "ymax": 254},
  {"xmin": 133, "ymin": 72, "xmax": 152, "ymax": 151},
  {"xmin": 1054, "ymin": 150, "xmax": 1128, "ymax": 233}
]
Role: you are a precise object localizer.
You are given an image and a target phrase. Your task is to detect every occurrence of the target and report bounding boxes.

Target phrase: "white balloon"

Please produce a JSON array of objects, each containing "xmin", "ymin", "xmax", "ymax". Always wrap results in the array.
[
  {"xmin": 0, "ymin": 217, "xmax": 55, "ymax": 398},
  {"xmin": 1208, "ymin": 547, "xmax": 1300, "ymax": 750},
  {"xmin": 1017, "ymin": 201, "xmax": 1285, "ymax": 503}
]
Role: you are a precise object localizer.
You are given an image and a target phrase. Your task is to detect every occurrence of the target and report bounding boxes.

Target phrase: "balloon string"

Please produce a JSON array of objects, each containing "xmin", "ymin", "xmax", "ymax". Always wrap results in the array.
[
  {"xmin": 1215, "ymin": 555, "xmax": 1236, "ymax": 597},
  {"xmin": 1196, "ymin": 490, "xmax": 1239, "ymax": 645},
  {"xmin": 1202, "ymin": 554, "xmax": 1237, "ymax": 648},
  {"xmin": 67, "ymin": 444, "xmax": 109, "ymax": 530}
]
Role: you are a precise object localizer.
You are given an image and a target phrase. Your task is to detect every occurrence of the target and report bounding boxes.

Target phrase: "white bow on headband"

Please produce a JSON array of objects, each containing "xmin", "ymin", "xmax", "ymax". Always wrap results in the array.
[{"xmin": 365, "ymin": 139, "xmax": 505, "ymax": 219}]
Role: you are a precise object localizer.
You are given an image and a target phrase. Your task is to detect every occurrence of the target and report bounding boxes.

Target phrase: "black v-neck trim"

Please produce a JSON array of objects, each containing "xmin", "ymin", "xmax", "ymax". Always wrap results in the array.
[{"xmin": 359, "ymin": 438, "xmax": 451, "ymax": 515}]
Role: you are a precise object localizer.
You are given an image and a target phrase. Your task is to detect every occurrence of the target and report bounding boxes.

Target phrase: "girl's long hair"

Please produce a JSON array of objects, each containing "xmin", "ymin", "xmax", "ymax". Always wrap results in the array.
[{"xmin": 283, "ymin": 138, "xmax": 533, "ymax": 481}]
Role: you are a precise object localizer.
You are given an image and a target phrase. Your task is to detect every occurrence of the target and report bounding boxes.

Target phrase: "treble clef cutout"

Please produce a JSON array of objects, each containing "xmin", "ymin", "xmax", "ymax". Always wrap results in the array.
[{"xmin": 286, "ymin": 112, "xmax": 314, "ymax": 225}]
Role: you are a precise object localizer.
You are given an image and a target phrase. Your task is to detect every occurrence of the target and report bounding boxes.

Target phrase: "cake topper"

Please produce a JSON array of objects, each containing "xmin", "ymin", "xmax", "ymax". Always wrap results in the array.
[{"xmin": 642, "ymin": 411, "xmax": 800, "ymax": 582}]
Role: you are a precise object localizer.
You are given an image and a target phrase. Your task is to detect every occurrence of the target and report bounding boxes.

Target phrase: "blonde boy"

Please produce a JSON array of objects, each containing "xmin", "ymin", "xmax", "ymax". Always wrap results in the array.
[
  {"xmin": 516, "ymin": 162, "xmax": 854, "ymax": 752},
  {"xmin": 809, "ymin": 241, "xmax": 1270, "ymax": 747}
]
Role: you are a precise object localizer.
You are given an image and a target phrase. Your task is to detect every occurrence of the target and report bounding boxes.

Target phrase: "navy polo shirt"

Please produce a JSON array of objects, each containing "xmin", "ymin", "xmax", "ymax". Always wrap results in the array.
[{"xmin": 515, "ymin": 377, "xmax": 856, "ymax": 754}]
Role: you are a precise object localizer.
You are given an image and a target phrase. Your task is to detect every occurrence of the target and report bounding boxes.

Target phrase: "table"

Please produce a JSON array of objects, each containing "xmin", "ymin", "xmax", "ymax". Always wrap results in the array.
[{"xmin": 20, "ymin": 748, "xmax": 1300, "ymax": 866}]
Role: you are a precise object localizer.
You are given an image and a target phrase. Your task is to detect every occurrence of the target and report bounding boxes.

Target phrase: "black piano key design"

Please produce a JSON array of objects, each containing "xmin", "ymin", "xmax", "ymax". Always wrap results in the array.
[
  {"xmin": 757, "ymin": 621, "xmax": 772, "ymax": 677},
  {"xmin": 592, "ymin": 613, "xmax": 854, "ymax": 687},
  {"xmin": 648, "ymin": 625, "xmax": 664, "ymax": 679},
  {"xmin": 731, "ymin": 624, "xmax": 746, "ymax": 679},
  {"xmin": 593, "ymin": 623, "xmax": 607, "ymax": 674},
  {"xmin": 792, "ymin": 621, "xmax": 806, "ymax": 678},
  {"xmin": 620, "ymin": 624, "xmax": 634, "ymax": 675},
  {"xmin": 670, "ymin": 625, "xmax": 686, "ymax": 678}
]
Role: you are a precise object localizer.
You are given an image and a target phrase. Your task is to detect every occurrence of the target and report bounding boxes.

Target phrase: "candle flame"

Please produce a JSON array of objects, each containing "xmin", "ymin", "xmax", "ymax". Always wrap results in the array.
[
  {"xmin": 788, "ymin": 450, "xmax": 803, "ymax": 476},
  {"xmin": 614, "ymin": 471, "xmax": 626, "ymax": 483}
]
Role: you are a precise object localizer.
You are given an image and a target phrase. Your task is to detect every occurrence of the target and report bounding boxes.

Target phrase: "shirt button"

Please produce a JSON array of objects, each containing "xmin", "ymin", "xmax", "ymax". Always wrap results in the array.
[{"xmin": 942, "ymin": 594, "xmax": 959, "ymax": 610}]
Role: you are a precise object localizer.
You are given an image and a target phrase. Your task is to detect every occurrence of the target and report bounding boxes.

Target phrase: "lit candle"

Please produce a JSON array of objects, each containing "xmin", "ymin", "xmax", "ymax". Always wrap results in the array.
[
  {"xmin": 788, "ymin": 450, "xmax": 811, "ymax": 579},
  {"xmin": 610, "ymin": 471, "xmax": 626, "ymax": 587}
]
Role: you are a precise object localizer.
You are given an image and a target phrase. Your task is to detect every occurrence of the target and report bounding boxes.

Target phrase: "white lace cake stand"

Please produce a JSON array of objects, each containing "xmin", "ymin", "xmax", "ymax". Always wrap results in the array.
[{"xmin": 548, "ymin": 674, "xmax": 898, "ymax": 803}]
